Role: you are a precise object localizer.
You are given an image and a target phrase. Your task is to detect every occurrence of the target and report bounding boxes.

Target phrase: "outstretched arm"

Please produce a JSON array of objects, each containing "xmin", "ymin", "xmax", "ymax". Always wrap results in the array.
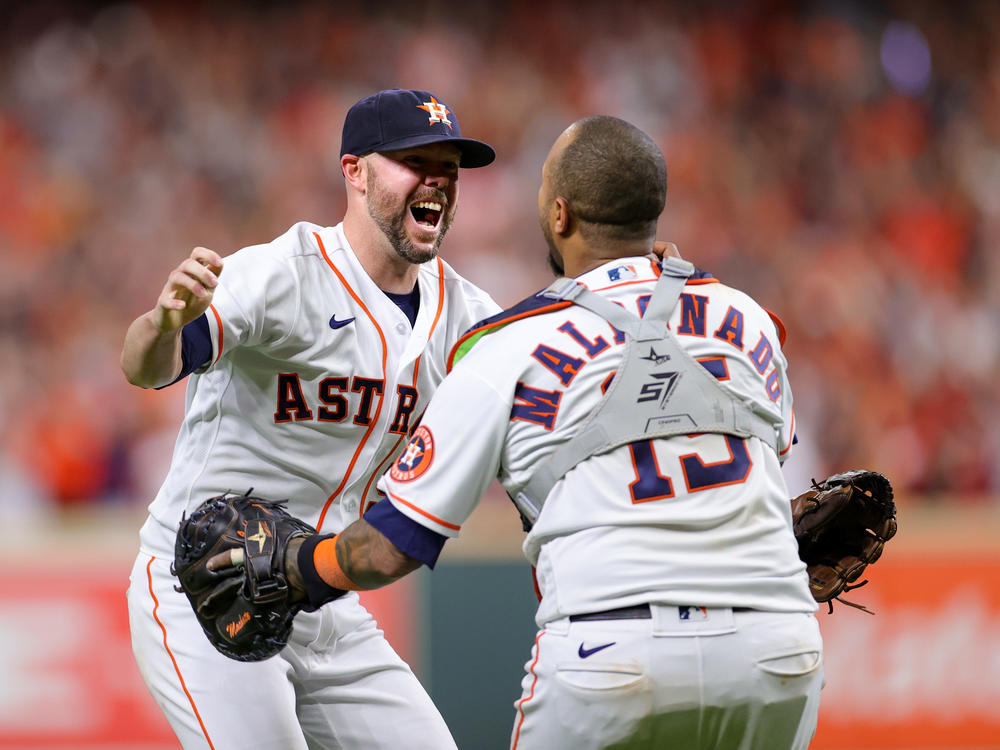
[
  {"xmin": 206, "ymin": 511, "xmax": 429, "ymax": 610},
  {"xmin": 185, "ymin": 493, "xmax": 424, "ymax": 661},
  {"xmin": 288, "ymin": 518, "xmax": 423, "ymax": 594},
  {"xmin": 247, "ymin": 518, "xmax": 425, "ymax": 611},
  {"xmin": 121, "ymin": 246, "xmax": 223, "ymax": 388}
]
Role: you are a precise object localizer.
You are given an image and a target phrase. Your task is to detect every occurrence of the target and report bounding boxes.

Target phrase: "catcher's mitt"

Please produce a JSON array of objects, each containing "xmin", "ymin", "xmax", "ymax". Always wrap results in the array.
[
  {"xmin": 791, "ymin": 470, "xmax": 897, "ymax": 614},
  {"xmin": 172, "ymin": 491, "xmax": 317, "ymax": 661}
]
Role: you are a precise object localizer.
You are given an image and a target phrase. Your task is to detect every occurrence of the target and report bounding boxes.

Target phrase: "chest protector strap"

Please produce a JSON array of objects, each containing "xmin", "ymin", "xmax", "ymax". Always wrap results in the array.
[{"xmin": 513, "ymin": 257, "xmax": 782, "ymax": 528}]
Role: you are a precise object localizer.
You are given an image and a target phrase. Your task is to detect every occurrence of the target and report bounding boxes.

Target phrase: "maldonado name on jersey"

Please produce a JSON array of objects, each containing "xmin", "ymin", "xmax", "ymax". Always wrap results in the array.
[{"xmin": 507, "ymin": 290, "xmax": 784, "ymax": 431}]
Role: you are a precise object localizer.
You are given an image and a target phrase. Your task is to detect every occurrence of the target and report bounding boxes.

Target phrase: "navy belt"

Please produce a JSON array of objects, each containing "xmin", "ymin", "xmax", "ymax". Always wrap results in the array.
[
  {"xmin": 569, "ymin": 604, "xmax": 752, "ymax": 622},
  {"xmin": 569, "ymin": 604, "xmax": 651, "ymax": 622}
]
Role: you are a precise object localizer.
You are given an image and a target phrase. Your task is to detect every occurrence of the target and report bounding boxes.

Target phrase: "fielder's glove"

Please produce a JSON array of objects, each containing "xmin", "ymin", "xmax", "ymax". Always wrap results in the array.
[
  {"xmin": 791, "ymin": 470, "xmax": 897, "ymax": 614},
  {"xmin": 172, "ymin": 491, "xmax": 337, "ymax": 661}
]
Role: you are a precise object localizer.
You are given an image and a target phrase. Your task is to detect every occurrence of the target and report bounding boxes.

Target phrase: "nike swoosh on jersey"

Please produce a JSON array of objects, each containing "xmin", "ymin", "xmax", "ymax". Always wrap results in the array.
[
  {"xmin": 578, "ymin": 641, "xmax": 616, "ymax": 658},
  {"xmin": 329, "ymin": 315, "xmax": 356, "ymax": 330}
]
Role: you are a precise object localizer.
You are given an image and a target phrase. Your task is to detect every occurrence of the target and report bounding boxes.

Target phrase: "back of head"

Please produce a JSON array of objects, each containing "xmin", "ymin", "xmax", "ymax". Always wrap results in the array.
[{"xmin": 551, "ymin": 116, "xmax": 666, "ymax": 241}]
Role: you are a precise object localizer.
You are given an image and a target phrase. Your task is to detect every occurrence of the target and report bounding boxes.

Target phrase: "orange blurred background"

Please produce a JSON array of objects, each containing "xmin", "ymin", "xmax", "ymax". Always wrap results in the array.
[{"xmin": 0, "ymin": 1, "xmax": 998, "ymax": 748}]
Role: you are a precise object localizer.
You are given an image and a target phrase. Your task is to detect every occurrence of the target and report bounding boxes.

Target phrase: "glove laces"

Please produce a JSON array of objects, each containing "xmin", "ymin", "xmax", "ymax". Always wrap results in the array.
[{"xmin": 828, "ymin": 579, "xmax": 875, "ymax": 615}]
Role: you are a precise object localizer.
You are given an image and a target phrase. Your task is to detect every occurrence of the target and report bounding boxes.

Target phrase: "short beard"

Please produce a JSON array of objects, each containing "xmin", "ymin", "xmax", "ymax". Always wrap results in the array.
[
  {"xmin": 541, "ymin": 220, "xmax": 564, "ymax": 276},
  {"xmin": 366, "ymin": 168, "xmax": 452, "ymax": 265}
]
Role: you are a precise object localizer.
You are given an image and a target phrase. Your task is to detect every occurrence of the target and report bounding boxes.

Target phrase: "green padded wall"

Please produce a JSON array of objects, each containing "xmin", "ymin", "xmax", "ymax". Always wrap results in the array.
[{"xmin": 424, "ymin": 561, "xmax": 539, "ymax": 750}]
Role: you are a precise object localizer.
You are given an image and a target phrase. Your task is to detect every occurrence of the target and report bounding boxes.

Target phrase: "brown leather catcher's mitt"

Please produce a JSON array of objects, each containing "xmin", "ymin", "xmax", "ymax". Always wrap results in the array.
[{"xmin": 791, "ymin": 470, "xmax": 897, "ymax": 613}]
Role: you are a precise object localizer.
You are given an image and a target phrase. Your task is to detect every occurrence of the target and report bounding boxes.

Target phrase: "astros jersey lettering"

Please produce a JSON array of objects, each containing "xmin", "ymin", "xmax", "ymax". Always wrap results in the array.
[
  {"xmin": 379, "ymin": 256, "xmax": 815, "ymax": 626},
  {"xmin": 139, "ymin": 219, "xmax": 499, "ymax": 555}
]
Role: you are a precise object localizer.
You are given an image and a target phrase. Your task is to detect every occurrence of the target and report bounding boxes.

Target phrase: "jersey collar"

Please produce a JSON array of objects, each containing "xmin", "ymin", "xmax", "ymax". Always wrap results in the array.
[{"xmin": 578, "ymin": 256, "xmax": 661, "ymax": 291}]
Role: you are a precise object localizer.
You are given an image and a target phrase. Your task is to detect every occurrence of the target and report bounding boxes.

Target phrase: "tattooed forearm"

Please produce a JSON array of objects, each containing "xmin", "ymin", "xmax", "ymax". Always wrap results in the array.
[{"xmin": 337, "ymin": 519, "xmax": 422, "ymax": 589}]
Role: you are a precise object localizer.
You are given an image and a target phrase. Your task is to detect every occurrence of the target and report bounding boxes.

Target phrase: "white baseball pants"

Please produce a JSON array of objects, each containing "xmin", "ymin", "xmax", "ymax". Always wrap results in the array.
[
  {"xmin": 510, "ymin": 606, "xmax": 823, "ymax": 750},
  {"xmin": 128, "ymin": 552, "xmax": 456, "ymax": 750}
]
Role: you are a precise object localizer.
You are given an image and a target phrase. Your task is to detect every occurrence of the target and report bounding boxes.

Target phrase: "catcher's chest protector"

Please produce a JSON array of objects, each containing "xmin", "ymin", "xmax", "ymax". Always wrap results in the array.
[{"xmin": 514, "ymin": 257, "xmax": 783, "ymax": 528}]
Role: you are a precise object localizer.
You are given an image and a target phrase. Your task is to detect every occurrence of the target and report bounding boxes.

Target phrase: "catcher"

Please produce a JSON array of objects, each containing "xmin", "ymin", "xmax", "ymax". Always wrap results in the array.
[{"xmin": 174, "ymin": 474, "xmax": 896, "ymax": 661}]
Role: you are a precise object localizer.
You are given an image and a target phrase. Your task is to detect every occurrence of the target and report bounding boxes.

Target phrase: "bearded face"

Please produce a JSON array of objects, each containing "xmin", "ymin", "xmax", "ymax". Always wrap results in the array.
[
  {"xmin": 538, "ymin": 177, "xmax": 565, "ymax": 277},
  {"xmin": 365, "ymin": 157, "xmax": 457, "ymax": 265},
  {"xmin": 541, "ymin": 217, "xmax": 564, "ymax": 276}
]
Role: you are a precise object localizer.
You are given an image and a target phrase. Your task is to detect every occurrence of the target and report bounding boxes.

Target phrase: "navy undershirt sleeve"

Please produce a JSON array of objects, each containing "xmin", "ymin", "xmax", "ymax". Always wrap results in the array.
[
  {"xmin": 363, "ymin": 498, "xmax": 447, "ymax": 569},
  {"xmin": 156, "ymin": 314, "xmax": 212, "ymax": 389}
]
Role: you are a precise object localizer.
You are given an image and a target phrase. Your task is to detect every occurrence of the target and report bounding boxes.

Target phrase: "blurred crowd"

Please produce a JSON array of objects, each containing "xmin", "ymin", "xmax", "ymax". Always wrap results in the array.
[{"xmin": 1, "ymin": 0, "xmax": 997, "ymax": 517}]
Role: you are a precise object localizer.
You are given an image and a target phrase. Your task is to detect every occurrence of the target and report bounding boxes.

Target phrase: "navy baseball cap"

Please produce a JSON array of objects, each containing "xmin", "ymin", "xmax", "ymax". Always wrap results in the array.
[{"xmin": 340, "ymin": 89, "xmax": 495, "ymax": 168}]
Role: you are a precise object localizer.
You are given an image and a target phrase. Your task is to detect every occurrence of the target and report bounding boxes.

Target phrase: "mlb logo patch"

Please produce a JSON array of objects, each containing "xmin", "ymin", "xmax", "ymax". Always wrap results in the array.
[
  {"xmin": 678, "ymin": 606, "xmax": 709, "ymax": 621},
  {"xmin": 607, "ymin": 265, "xmax": 637, "ymax": 282}
]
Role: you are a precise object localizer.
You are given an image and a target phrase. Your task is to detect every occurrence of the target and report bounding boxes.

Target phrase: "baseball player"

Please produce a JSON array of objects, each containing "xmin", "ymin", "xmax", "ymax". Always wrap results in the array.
[
  {"xmin": 285, "ymin": 116, "xmax": 824, "ymax": 749},
  {"xmin": 122, "ymin": 89, "xmax": 501, "ymax": 749}
]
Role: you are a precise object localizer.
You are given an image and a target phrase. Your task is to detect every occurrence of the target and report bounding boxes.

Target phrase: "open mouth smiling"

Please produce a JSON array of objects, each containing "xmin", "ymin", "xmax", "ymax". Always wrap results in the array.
[{"xmin": 410, "ymin": 200, "xmax": 443, "ymax": 229}]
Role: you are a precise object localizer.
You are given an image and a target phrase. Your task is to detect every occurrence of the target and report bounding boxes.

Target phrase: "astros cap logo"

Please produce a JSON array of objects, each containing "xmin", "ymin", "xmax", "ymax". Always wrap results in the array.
[
  {"xmin": 390, "ymin": 425, "xmax": 435, "ymax": 482},
  {"xmin": 416, "ymin": 97, "xmax": 453, "ymax": 129}
]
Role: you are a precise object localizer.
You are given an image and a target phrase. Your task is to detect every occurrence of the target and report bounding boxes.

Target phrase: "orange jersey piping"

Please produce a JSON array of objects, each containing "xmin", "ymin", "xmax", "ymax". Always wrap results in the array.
[
  {"xmin": 511, "ymin": 631, "xmax": 545, "ymax": 749},
  {"xmin": 780, "ymin": 409, "xmax": 795, "ymax": 457},
  {"xmin": 146, "ymin": 556, "xmax": 217, "ymax": 750},
  {"xmin": 386, "ymin": 489, "xmax": 461, "ymax": 531},
  {"xmin": 356, "ymin": 257, "xmax": 447, "ymax": 518},
  {"xmin": 446, "ymin": 300, "xmax": 573, "ymax": 372},
  {"xmin": 589, "ymin": 258, "xmax": 662, "ymax": 292},
  {"xmin": 315, "ymin": 231, "xmax": 389, "ymax": 530},
  {"xmin": 208, "ymin": 304, "xmax": 224, "ymax": 366},
  {"xmin": 764, "ymin": 307, "xmax": 787, "ymax": 347}
]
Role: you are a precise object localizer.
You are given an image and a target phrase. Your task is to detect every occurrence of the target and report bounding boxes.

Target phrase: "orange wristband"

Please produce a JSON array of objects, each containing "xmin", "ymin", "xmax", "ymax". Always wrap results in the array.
[{"xmin": 314, "ymin": 535, "xmax": 363, "ymax": 591}]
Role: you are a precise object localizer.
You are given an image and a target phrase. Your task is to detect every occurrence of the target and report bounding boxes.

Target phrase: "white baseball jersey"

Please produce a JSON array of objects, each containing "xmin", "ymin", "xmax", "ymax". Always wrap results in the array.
[
  {"xmin": 378, "ymin": 255, "xmax": 815, "ymax": 626},
  {"xmin": 139, "ymin": 220, "xmax": 499, "ymax": 557},
  {"xmin": 129, "ymin": 221, "xmax": 499, "ymax": 750}
]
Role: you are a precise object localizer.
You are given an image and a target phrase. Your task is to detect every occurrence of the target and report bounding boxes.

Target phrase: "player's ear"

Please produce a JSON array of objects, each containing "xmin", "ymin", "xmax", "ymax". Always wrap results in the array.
[
  {"xmin": 553, "ymin": 196, "xmax": 572, "ymax": 236},
  {"xmin": 342, "ymin": 154, "xmax": 366, "ymax": 192}
]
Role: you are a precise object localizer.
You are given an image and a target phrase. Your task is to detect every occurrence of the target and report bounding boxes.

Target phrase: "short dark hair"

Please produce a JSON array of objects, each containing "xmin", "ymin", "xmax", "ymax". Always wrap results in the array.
[{"xmin": 550, "ymin": 116, "xmax": 667, "ymax": 241}]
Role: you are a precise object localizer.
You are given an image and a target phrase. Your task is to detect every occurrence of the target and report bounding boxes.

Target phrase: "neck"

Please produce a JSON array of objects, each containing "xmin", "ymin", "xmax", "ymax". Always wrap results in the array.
[
  {"xmin": 560, "ymin": 238, "xmax": 656, "ymax": 278},
  {"xmin": 343, "ymin": 211, "xmax": 421, "ymax": 294}
]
